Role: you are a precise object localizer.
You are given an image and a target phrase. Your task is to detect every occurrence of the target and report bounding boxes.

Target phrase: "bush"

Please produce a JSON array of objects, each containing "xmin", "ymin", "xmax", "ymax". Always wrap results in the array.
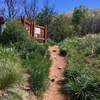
[
  {"xmin": 94, "ymin": 43, "xmax": 100, "ymax": 55},
  {"xmin": 18, "ymin": 41, "xmax": 51, "ymax": 96},
  {"xmin": 16, "ymin": 40, "xmax": 48, "ymax": 61},
  {"xmin": 0, "ymin": 61, "xmax": 21, "ymax": 89},
  {"xmin": 60, "ymin": 34, "xmax": 100, "ymax": 100},
  {"xmin": 50, "ymin": 15, "xmax": 74, "ymax": 42},
  {"xmin": 24, "ymin": 51, "xmax": 51, "ymax": 96},
  {"xmin": 0, "ymin": 21, "xmax": 29, "ymax": 44},
  {"xmin": 0, "ymin": 46, "xmax": 23, "ymax": 89},
  {"xmin": 44, "ymin": 38, "xmax": 56, "ymax": 48}
]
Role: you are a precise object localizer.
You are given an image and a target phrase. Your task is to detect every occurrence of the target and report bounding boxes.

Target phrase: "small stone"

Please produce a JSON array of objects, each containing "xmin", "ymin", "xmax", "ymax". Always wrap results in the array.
[
  {"xmin": 58, "ymin": 67, "xmax": 62, "ymax": 70},
  {"xmin": 52, "ymin": 50, "xmax": 56, "ymax": 52},
  {"xmin": 51, "ymin": 79, "xmax": 55, "ymax": 82},
  {"xmin": 22, "ymin": 86, "xmax": 31, "ymax": 91}
]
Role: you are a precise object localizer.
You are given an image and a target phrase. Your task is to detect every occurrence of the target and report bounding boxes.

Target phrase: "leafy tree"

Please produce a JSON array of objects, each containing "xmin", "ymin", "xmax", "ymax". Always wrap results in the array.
[
  {"xmin": 72, "ymin": 5, "xmax": 88, "ymax": 34},
  {"xmin": 35, "ymin": 6, "xmax": 57, "ymax": 37},
  {"xmin": 50, "ymin": 15, "xmax": 74, "ymax": 42},
  {"xmin": 36, "ymin": 7, "xmax": 56, "ymax": 26},
  {"xmin": 80, "ymin": 14, "xmax": 100, "ymax": 35}
]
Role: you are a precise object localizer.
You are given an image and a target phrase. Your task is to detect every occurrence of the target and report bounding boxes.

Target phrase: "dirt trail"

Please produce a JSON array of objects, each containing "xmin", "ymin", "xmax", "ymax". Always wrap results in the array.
[{"xmin": 43, "ymin": 45, "xmax": 69, "ymax": 100}]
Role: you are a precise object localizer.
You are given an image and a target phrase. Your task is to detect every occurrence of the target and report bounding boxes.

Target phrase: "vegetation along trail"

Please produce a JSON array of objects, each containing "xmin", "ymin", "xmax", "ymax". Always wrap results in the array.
[{"xmin": 43, "ymin": 45, "xmax": 69, "ymax": 100}]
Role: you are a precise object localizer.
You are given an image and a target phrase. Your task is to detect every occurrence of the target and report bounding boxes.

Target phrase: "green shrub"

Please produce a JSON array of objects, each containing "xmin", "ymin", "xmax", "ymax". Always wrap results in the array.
[
  {"xmin": 60, "ymin": 34, "xmax": 100, "ymax": 100},
  {"xmin": 24, "ymin": 51, "xmax": 51, "ymax": 96},
  {"xmin": 17, "ymin": 40, "xmax": 48, "ymax": 61},
  {"xmin": 94, "ymin": 43, "xmax": 100, "ymax": 55},
  {"xmin": 17, "ymin": 40, "xmax": 51, "ymax": 96},
  {"xmin": 45, "ymin": 38, "xmax": 56, "ymax": 48},
  {"xmin": 0, "ymin": 21, "xmax": 29, "ymax": 44},
  {"xmin": 0, "ymin": 61, "xmax": 21, "ymax": 89},
  {"xmin": 0, "ymin": 46, "xmax": 23, "ymax": 89},
  {"xmin": 50, "ymin": 15, "xmax": 74, "ymax": 42}
]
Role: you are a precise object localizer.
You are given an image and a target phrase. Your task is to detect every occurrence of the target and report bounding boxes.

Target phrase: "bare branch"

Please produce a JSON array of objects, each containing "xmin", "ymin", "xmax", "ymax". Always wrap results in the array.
[
  {"xmin": 4, "ymin": 0, "xmax": 18, "ymax": 19},
  {"xmin": 22, "ymin": 0, "xmax": 38, "ymax": 20}
]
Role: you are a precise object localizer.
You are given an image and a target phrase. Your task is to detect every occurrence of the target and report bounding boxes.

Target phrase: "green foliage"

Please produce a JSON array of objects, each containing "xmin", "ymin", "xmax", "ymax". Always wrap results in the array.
[
  {"xmin": 0, "ymin": 46, "xmax": 22, "ymax": 90},
  {"xmin": 80, "ymin": 15, "xmax": 100, "ymax": 35},
  {"xmin": 72, "ymin": 5, "xmax": 88, "ymax": 35},
  {"xmin": 16, "ymin": 40, "xmax": 48, "ymax": 60},
  {"xmin": 60, "ymin": 34, "xmax": 100, "ymax": 100},
  {"xmin": 36, "ymin": 6, "xmax": 57, "ymax": 39},
  {"xmin": 16, "ymin": 40, "xmax": 51, "ymax": 96},
  {"xmin": 36, "ymin": 7, "xmax": 56, "ymax": 26},
  {"xmin": 44, "ymin": 38, "xmax": 56, "ymax": 48},
  {"xmin": 72, "ymin": 5, "xmax": 88, "ymax": 25},
  {"xmin": 0, "ymin": 21, "xmax": 29, "ymax": 44},
  {"xmin": 0, "ymin": 16, "xmax": 51, "ymax": 98},
  {"xmin": 50, "ymin": 15, "xmax": 74, "ymax": 42},
  {"xmin": 23, "ymin": 47, "xmax": 51, "ymax": 96}
]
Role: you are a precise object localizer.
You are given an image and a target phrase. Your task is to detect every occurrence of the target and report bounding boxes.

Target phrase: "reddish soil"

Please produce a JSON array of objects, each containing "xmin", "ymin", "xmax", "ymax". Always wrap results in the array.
[{"xmin": 43, "ymin": 45, "xmax": 70, "ymax": 100}]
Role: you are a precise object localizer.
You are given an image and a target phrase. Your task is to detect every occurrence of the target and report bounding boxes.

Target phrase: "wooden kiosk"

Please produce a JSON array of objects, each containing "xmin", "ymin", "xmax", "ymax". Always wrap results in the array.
[{"xmin": 21, "ymin": 17, "xmax": 47, "ymax": 42}]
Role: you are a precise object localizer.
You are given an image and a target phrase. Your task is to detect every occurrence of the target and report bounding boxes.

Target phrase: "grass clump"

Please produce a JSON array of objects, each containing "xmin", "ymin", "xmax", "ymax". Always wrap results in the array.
[
  {"xmin": 60, "ymin": 34, "xmax": 100, "ymax": 100},
  {"xmin": 0, "ymin": 46, "xmax": 23, "ymax": 90},
  {"xmin": 22, "ymin": 42, "xmax": 51, "ymax": 96}
]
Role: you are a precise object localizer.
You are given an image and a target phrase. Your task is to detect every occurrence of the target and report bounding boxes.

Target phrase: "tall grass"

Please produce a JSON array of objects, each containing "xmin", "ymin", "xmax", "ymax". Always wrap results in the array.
[
  {"xmin": 0, "ymin": 46, "xmax": 23, "ymax": 90},
  {"xmin": 17, "ymin": 41, "xmax": 51, "ymax": 96},
  {"xmin": 23, "ymin": 49, "xmax": 51, "ymax": 96}
]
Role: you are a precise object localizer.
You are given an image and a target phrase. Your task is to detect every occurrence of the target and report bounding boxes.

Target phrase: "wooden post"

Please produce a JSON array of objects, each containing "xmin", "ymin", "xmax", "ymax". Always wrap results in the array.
[
  {"xmin": 45, "ymin": 25, "xmax": 47, "ymax": 42},
  {"xmin": 21, "ymin": 16, "xmax": 25, "ymax": 26}
]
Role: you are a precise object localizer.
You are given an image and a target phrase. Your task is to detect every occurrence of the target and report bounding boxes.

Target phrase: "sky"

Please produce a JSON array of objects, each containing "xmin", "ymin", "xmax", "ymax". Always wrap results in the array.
[
  {"xmin": 0, "ymin": 0, "xmax": 100, "ymax": 15},
  {"xmin": 38, "ymin": 0, "xmax": 100, "ymax": 13}
]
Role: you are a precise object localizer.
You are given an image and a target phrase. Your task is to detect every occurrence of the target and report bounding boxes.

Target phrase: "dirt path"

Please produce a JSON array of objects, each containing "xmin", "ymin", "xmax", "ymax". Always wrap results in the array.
[{"xmin": 43, "ymin": 45, "xmax": 69, "ymax": 100}]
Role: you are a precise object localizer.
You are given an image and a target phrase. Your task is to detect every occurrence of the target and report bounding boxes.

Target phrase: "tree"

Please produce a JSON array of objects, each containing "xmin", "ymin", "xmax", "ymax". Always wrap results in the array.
[
  {"xmin": 36, "ymin": 5, "xmax": 57, "ymax": 37},
  {"xmin": 4, "ymin": 0, "xmax": 18, "ymax": 19},
  {"xmin": 50, "ymin": 15, "xmax": 73, "ymax": 42},
  {"xmin": 22, "ymin": 0, "xmax": 38, "ymax": 20},
  {"xmin": 36, "ymin": 7, "xmax": 56, "ymax": 25},
  {"xmin": 80, "ymin": 15, "xmax": 100, "ymax": 35},
  {"xmin": 72, "ymin": 5, "xmax": 88, "ymax": 34}
]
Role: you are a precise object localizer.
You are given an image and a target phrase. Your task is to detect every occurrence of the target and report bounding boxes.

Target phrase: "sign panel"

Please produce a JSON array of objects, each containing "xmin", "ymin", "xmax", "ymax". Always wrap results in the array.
[
  {"xmin": 34, "ymin": 27, "xmax": 41, "ymax": 38},
  {"xmin": 35, "ymin": 27, "xmax": 41, "ymax": 34}
]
